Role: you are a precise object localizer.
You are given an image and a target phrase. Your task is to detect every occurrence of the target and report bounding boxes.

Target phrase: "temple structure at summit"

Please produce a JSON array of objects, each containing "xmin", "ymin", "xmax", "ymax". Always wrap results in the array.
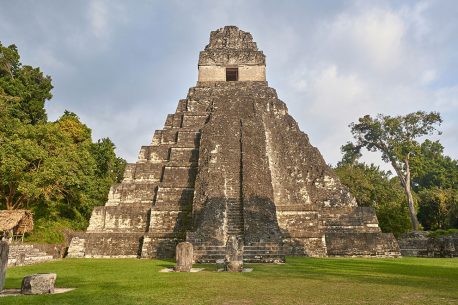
[{"xmin": 68, "ymin": 26, "xmax": 400, "ymax": 262}]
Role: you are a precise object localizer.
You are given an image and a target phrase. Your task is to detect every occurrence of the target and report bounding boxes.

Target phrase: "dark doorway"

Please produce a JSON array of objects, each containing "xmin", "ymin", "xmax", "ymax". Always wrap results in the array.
[{"xmin": 226, "ymin": 68, "xmax": 238, "ymax": 81}]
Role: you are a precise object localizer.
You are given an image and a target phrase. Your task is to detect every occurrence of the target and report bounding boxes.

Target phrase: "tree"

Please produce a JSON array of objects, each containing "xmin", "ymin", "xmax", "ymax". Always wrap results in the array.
[
  {"xmin": 418, "ymin": 188, "xmax": 458, "ymax": 230},
  {"xmin": 0, "ymin": 42, "xmax": 53, "ymax": 124},
  {"xmin": 408, "ymin": 140, "xmax": 458, "ymax": 230},
  {"xmin": 0, "ymin": 107, "xmax": 96, "ymax": 211},
  {"xmin": 347, "ymin": 111, "xmax": 442, "ymax": 230},
  {"xmin": 409, "ymin": 140, "xmax": 458, "ymax": 192},
  {"xmin": 0, "ymin": 42, "xmax": 127, "ymax": 242},
  {"xmin": 335, "ymin": 159, "xmax": 411, "ymax": 236}
]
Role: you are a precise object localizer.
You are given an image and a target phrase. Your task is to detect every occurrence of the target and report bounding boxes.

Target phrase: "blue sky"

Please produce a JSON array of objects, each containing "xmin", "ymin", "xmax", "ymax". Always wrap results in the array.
[{"xmin": 1, "ymin": 0, "xmax": 457, "ymax": 168}]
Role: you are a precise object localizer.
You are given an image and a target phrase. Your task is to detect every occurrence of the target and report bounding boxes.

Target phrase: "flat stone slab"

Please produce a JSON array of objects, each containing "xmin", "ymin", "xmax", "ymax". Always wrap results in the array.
[
  {"xmin": 159, "ymin": 268, "xmax": 205, "ymax": 273},
  {"xmin": 0, "ymin": 288, "xmax": 75, "ymax": 297},
  {"xmin": 217, "ymin": 268, "xmax": 253, "ymax": 272}
]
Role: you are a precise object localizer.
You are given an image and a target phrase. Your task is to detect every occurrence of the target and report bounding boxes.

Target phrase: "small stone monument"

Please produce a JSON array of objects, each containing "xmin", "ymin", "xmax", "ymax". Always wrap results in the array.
[
  {"xmin": 175, "ymin": 242, "xmax": 193, "ymax": 272},
  {"xmin": 226, "ymin": 236, "xmax": 243, "ymax": 272},
  {"xmin": 0, "ymin": 241, "xmax": 9, "ymax": 292},
  {"xmin": 21, "ymin": 273, "xmax": 57, "ymax": 295}
]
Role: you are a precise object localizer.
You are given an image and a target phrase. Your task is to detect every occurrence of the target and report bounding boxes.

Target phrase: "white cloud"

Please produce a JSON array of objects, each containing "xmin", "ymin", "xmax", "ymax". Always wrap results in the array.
[
  {"xmin": 1, "ymin": 0, "xmax": 457, "ymax": 165},
  {"xmin": 328, "ymin": 8, "xmax": 406, "ymax": 72},
  {"xmin": 283, "ymin": 2, "xmax": 458, "ymax": 167},
  {"xmin": 88, "ymin": 0, "xmax": 109, "ymax": 38}
]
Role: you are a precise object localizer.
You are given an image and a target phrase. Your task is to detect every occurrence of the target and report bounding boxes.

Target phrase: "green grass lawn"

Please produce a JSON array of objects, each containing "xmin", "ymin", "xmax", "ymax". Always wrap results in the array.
[{"xmin": 2, "ymin": 257, "xmax": 457, "ymax": 305}]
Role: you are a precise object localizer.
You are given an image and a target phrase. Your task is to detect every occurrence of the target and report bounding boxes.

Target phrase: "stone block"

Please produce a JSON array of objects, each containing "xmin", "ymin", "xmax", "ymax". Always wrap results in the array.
[
  {"xmin": 325, "ymin": 232, "xmax": 400, "ymax": 257},
  {"xmin": 175, "ymin": 242, "xmax": 193, "ymax": 272},
  {"xmin": 0, "ymin": 241, "xmax": 9, "ymax": 291},
  {"xmin": 161, "ymin": 166, "xmax": 197, "ymax": 187},
  {"xmin": 225, "ymin": 236, "xmax": 243, "ymax": 272},
  {"xmin": 398, "ymin": 232, "xmax": 458, "ymax": 257},
  {"xmin": 176, "ymin": 131, "xmax": 200, "ymax": 147},
  {"xmin": 67, "ymin": 237, "xmax": 85, "ymax": 258},
  {"xmin": 21, "ymin": 273, "xmax": 57, "ymax": 295},
  {"xmin": 182, "ymin": 114, "xmax": 208, "ymax": 128}
]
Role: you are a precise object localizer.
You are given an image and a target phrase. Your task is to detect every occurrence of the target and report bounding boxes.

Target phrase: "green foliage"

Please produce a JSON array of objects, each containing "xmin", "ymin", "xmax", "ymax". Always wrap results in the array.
[
  {"xmin": 335, "ymin": 162, "xmax": 411, "ymax": 236},
  {"xmin": 427, "ymin": 228, "xmax": 458, "ymax": 238},
  {"xmin": 410, "ymin": 140, "xmax": 458, "ymax": 191},
  {"xmin": 0, "ymin": 42, "xmax": 53, "ymax": 124},
  {"xmin": 418, "ymin": 188, "xmax": 458, "ymax": 230},
  {"xmin": 0, "ymin": 42, "xmax": 126, "ymax": 242},
  {"xmin": 343, "ymin": 111, "xmax": 457, "ymax": 232},
  {"xmin": 349, "ymin": 112, "xmax": 442, "ymax": 165},
  {"xmin": 4, "ymin": 258, "xmax": 458, "ymax": 305},
  {"xmin": 23, "ymin": 218, "xmax": 82, "ymax": 244},
  {"xmin": 346, "ymin": 111, "xmax": 442, "ymax": 230}
]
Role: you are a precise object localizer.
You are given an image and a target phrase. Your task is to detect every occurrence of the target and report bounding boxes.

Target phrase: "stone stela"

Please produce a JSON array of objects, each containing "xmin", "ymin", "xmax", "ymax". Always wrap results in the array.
[
  {"xmin": 67, "ymin": 26, "xmax": 401, "ymax": 263},
  {"xmin": 0, "ymin": 241, "xmax": 9, "ymax": 292},
  {"xmin": 175, "ymin": 242, "xmax": 193, "ymax": 272}
]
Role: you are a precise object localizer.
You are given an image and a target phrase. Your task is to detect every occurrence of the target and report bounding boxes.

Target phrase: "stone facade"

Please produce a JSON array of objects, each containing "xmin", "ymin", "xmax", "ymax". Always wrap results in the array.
[
  {"xmin": 398, "ymin": 232, "xmax": 458, "ymax": 257},
  {"xmin": 7, "ymin": 244, "xmax": 54, "ymax": 266},
  {"xmin": 67, "ymin": 26, "xmax": 400, "ymax": 262}
]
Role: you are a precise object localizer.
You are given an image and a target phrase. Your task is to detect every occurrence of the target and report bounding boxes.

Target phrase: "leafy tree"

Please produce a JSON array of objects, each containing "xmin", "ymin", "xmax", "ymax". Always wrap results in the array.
[
  {"xmin": 335, "ymin": 161, "xmax": 411, "ymax": 236},
  {"xmin": 0, "ymin": 108, "xmax": 96, "ymax": 212},
  {"xmin": 346, "ymin": 111, "xmax": 442, "ymax": 230},
  {"xmin": 418, "ymin": 188, "xmax": 458, "ymax": 230},
  {"xmin": 0, "ymin": 42, "xmax": 53, "ymax": 124},
  {"xmin": 409, "ymin": 140, "xmax": 458, "ymax": 230},
  {"xmin": 410, "ymin": 140, "xmax": 458, "ymax": 192},
  {"xmin": 0, "ymin": 42, "xmax": 126, "ymax": 242}
]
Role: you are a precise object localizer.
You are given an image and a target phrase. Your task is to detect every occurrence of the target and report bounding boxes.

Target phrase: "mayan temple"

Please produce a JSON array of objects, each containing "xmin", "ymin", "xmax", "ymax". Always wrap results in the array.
[{"xmin": 67, "ymin": 26, "xmax": 400, "ymax": 262}]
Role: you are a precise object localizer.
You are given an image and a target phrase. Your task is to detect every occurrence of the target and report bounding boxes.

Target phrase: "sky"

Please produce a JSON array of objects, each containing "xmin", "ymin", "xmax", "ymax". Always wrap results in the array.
[{"xmin": 1, "ymin": 0, "xmax": 457, "ymax": 169}]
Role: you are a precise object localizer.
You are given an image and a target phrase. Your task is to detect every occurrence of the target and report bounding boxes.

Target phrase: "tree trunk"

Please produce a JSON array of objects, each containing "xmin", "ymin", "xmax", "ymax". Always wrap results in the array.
[
  {"xmin": 390, "ymin": 158, "xmax": 420, "ymax": 231},
  {"xmin": 404, "ymin": 158, "xmax": 420, "ymax": 231}
]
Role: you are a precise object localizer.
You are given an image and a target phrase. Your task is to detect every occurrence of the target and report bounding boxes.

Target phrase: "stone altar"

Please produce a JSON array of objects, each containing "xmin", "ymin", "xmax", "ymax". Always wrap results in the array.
[{"xmin": 21, "ymin": 273, "xmax": 57, "ymax": 295}]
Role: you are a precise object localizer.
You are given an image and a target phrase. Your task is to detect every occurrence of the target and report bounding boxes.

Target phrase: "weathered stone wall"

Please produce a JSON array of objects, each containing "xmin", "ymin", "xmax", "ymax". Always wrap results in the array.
[
  {"xmin": 68, "ymin": 82, "xmax": 212, "ymax": 258},
  {"xmin": 198, "ymin": 65, "xmax": 266, "ymax": 82},
  {"xmin": 190, "ymin": 82, "xmax": 283, "ymax": 250},
  {"xmin": 326, "ymin": 232, "xmax": 400, "ymax": 257},
  {"xmin": 398, "ymin": 232, "xmax": 458, "ymax": 257},
  {"xmin": 198, "ymin": 66, "xmax": 225, "ymax": 82},
  {"xmin": 87, "ymin": 205, "xmax": 150, "ymax": 233},
  {"xmin": 198, "ymin": 26, "xmax": 266, "ymax": 83},
  {"xmin": 74, "ymin": 233, "xmax": 143, "ymax": 258},
  {"xmin": 7, "ymin": 244, "xmax": 54, "ymax": 266},
  {"xmin": 238, "ymin": 65, "xmax": 266, "ymax": 81}
]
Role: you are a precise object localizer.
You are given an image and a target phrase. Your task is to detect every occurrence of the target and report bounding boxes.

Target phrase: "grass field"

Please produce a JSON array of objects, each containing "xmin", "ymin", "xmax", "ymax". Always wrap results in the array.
[{"xmin": 2, "ymin": 257, "xmax": 457, "ymax": 305}]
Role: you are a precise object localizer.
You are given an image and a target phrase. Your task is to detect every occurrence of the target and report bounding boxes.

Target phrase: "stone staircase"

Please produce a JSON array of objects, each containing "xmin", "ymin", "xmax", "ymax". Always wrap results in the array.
[
  {"xmin": 192, "ymin": 242, "xmax": 285, "ymax": 263},
  {"xmin": 226, "ymin": 199, "xmax": 244, "ymax": 236},
  {"xmin": 193, "ymin": 244, "xmax": 226, "ymax": 263},
  {"xmin": 8, "ymin": 244, "xmax": 54, "ymax": 266},
  {"xmin": 243, "ymin": 242, "xmax": 285, "ymax": 263}
]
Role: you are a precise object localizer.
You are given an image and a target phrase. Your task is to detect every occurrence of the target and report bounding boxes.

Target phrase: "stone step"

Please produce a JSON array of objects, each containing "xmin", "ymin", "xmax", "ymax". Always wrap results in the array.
[{"xmin": 8, "ymin": 244, "xmax": 54, "ymax": 267}]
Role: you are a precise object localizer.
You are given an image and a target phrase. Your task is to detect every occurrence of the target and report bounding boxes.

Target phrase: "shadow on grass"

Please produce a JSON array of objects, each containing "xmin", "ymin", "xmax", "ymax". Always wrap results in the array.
[{"xmin": 247, "ymin": 257, "xmax": 458, "ymax": 290}]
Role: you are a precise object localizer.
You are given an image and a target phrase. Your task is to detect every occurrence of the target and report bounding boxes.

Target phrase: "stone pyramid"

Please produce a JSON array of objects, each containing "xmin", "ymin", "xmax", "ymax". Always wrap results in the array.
[{"xmin": 68, "ymin": 26, "xmax": 400, "ymax": 262}]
